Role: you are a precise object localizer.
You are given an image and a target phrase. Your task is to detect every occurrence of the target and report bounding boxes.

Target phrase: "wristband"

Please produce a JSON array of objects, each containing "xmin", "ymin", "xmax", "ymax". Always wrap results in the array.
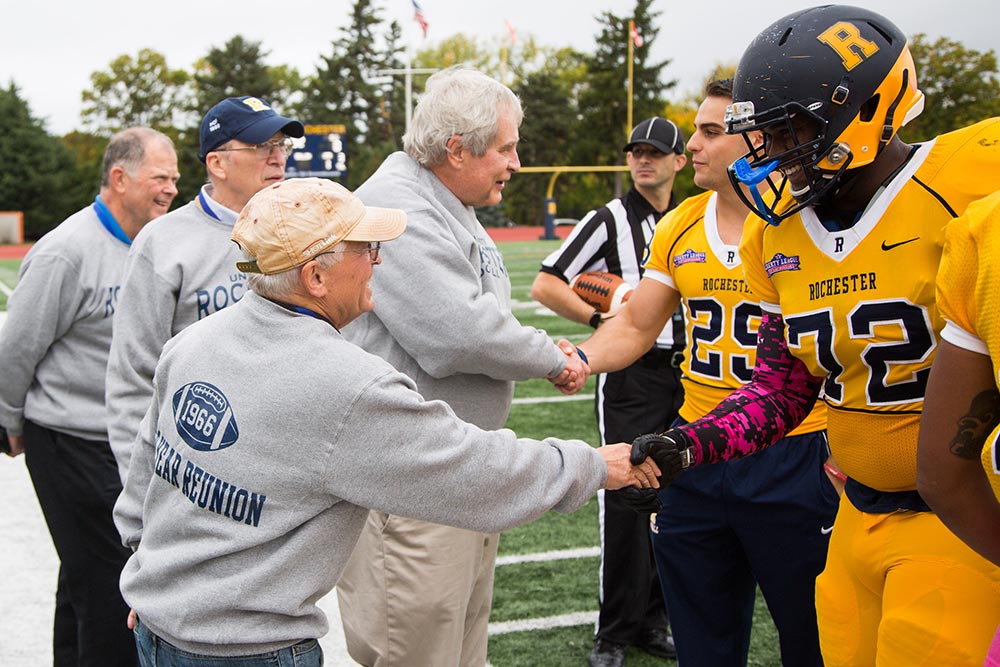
[
  {"xmin": 823, "ymin": 462, "xmax": 847, "ymax": 483},
  {"xmin": 589, "ymin": 310, "xmax": 602, "ymax": 329},
  {"xmin": 575, "ymin": 346, "xmax": 589, "ymax": 366}
]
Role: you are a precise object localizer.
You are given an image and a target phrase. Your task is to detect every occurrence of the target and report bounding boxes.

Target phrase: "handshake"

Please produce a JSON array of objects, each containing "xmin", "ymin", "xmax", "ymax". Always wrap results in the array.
[
  {"xmin": 547, "ymin": 340, "xmax": 591, "ymax": 395},
  {"xmin": 601, "ymin": 431, "xmax": 692, "ymax": 513}
]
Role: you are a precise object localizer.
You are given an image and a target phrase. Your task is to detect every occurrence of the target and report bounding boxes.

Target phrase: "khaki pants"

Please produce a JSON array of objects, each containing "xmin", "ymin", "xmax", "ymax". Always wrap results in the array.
[{"xmin": 338, "ymin": 511, "xmax": 499, "ymax": 667}]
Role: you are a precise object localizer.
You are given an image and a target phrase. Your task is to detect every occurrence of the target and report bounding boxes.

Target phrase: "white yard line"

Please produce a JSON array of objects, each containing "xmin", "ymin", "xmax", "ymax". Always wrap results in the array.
[
  {"xmin": 489, "ymin": 611, "xmax": 598, "ymax": 636},
  {"xmin": 511, "ymin": 394, "xmax": 594, "ymax": 404},
  {"xmin": 495, "ymin": 546, "xmax": 600, "ymax": 566}
]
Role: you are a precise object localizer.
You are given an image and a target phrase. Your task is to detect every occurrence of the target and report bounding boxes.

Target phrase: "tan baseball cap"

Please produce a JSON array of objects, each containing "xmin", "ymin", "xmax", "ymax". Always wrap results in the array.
[{"xmin": 232, "ymin": 177, "xmax": 406, "ymax": 274}]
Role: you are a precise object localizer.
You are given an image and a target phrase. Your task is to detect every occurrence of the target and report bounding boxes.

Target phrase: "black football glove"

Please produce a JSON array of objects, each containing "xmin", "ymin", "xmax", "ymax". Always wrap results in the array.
[
  {"xmin": 612, "ymin": 487, "xmax": 662, "ymax": 513},
  {"xmin": 630, "ymin": 432, "xmax": 691, "ymax": 486}
]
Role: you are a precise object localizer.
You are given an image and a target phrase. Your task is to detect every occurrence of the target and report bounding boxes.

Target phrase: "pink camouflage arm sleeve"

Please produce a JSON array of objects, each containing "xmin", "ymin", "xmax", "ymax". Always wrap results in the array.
[{"xmin": 672, "ymin": 311, "xmax": 824, "ymax": 466}]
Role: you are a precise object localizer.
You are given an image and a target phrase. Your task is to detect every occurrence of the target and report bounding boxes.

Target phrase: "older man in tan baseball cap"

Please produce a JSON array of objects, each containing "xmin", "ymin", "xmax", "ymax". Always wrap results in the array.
[
  {"xmin": 113, "ymin": 176, "xmax": 659, "ymax": 667},
  {"xmin": 231, "ymin": 176, "xmax": 406, "ymax": 329},
  {"xmin": 231, "ymin": 177, "xmax": 406, "ymax": 329}
]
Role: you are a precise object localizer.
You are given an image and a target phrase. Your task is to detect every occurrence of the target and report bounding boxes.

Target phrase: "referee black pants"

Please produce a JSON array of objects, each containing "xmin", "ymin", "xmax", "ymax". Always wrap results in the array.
[
  {"xmin": 594, "ymin": 350, "xmax": 683, "ymax": 645},
  {"xmin": 23, "ymin": 421, "xmax": 138, "ymax": 667}
]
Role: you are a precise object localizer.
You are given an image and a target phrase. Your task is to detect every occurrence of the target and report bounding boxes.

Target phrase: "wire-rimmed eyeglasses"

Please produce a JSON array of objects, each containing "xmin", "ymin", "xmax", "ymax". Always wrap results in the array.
[
  {"xmin": 214, "ymin": 137, "xmax": 295, "ymax": 159},
  {"xmin": 318, "ymin": 242, "xmax": 381, "ymax": 263}
]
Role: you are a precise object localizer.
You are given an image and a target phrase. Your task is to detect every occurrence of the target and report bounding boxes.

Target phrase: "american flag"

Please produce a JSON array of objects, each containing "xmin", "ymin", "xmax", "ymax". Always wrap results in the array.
[
  {"xmin": 412, "ymin": 0, "xmax": 429, "ymax": 38},
  {"xmin": 629, "ymin": 20, "xmax": 643, "ymax": 48}
]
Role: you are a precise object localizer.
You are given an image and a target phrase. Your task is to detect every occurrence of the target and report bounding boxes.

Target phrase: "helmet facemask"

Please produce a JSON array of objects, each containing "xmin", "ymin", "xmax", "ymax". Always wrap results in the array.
[{"xmin": 726, "ymin": 100, "xmax": 855, "ymax": 225}]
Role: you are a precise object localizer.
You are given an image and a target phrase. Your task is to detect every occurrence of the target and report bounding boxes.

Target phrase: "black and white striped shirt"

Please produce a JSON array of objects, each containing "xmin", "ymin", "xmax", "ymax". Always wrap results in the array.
[{"xmin": 540, "ymin": 187, "xmax": 685, "ymax": 349}]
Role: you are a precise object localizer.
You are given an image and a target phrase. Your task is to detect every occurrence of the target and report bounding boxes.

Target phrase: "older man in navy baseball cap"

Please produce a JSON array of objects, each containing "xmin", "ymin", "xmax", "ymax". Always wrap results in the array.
[
  {"xmin": 105, "ymin": 96, "xmax": 305, "ymax": 486},
  {"xmin": 199, "ymin": 96, "xmax": 305, "ymax": 162}
]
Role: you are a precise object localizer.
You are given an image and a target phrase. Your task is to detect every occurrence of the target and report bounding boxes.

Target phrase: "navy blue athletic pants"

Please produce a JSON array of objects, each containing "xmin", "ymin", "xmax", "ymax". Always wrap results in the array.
[{"xmin": 652, "ymin": 426, "xmax": 840, "ymax": 667}]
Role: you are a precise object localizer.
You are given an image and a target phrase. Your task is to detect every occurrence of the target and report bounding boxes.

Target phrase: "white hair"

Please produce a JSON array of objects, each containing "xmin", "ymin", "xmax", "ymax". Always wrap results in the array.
[
  {"xmin": 245, "ymin": 246, "xmax": 344, "ymax": 301},
  {"xmin": 403, "ymin": 67, "xmax": 523, "ymax": 167}
]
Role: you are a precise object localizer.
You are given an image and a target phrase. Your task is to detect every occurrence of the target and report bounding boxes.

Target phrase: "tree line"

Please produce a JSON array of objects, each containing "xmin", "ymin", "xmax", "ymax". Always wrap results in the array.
[{"xmin": 2, "ymin": 0, "xmax": 998, "ymax": 239}]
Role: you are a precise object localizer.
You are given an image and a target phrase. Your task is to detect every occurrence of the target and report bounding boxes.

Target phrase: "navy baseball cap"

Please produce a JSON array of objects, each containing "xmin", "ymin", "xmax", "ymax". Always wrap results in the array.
[
  {"xmin": 623, "ymin": 117, "xmax": 685, "ymax": 155},
  {"xmin": 199, "ymin": 96, "xmax": 305, "ymax": 162}
]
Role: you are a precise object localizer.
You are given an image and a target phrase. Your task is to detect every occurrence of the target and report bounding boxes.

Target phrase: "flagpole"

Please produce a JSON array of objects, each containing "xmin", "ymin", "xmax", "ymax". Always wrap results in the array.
[
  {"xmin": 627, "ymin": 20, "xmax": 635, "ymax": 135},
  {"xmin": 405, "ymin": 51, "xmax": 414, "ymax": 133}
]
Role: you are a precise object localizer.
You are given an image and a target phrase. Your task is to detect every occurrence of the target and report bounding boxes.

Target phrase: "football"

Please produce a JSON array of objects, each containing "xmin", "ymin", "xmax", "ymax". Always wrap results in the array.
[
  {"xmin": 570, "ymin": 271, "xmax": 633, "ymax": 314},
  {"xmin": 172, "ymin": 381, "xmax": 240, "ymax": 451}
]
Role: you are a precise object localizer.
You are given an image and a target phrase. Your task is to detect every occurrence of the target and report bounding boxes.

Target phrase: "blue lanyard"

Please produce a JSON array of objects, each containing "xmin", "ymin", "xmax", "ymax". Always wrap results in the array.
[
  {"xmin": 285, "ymin": 303, "xmax": 337, "ymax": 330},
  {"xmin": 289, "ymin": 305, "xmax": 324, "ymax": 320},
  {"xmin": 92, "ymin": 195, "xmax": 132, "ymax": 246},
  {"xmin": 197, "ymin": 189, "xmax": 223, "ymax": 221}
]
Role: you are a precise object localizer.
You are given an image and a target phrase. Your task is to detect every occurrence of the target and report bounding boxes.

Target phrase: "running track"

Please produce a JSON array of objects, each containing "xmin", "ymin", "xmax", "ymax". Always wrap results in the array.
[{"xmin": 0, "ymin": 226, "xmax": 571, "ymax": 261}]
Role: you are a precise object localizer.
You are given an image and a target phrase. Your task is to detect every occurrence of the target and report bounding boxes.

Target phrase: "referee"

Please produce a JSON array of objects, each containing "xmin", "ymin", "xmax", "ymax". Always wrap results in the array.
[{"xmin": 531, "ymin": 117, "xmax": 687, "ymax": 667}]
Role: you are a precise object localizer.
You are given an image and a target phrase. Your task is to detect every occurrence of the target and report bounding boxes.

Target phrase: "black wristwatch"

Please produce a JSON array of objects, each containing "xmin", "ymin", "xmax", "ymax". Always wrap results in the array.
[{"xmin": 589, "ymin": 310, "xmax": 603, "ymax": 329}]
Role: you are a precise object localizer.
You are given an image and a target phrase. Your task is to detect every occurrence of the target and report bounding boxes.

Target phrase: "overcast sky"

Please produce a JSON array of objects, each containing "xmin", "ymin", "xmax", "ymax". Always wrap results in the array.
[{"xmin": 2, "ymin": 0, "xmax": 995, "ymax": 136}]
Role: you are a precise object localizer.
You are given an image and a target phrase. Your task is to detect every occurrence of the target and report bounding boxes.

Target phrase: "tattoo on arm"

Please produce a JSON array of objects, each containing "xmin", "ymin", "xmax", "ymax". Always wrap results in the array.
[{"xmin": 951, "ymin": 390, "xmax": 1000, "ymax": 460}]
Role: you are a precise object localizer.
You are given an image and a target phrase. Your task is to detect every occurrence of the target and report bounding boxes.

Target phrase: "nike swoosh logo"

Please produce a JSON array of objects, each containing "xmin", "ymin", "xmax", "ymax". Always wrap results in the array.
[
  {"xmin": 821, "ymin": 526, "xmax": 834, "ymax": 535},
  {"xmin": 881, "ymin": 237, "xmax": 920, "ymax": 251}
]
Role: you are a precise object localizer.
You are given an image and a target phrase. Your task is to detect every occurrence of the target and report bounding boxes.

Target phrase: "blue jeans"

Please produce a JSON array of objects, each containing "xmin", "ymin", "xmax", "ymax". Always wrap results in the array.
[{"xmin": 134, "ymin": 619, "xmax": 323, "ymax": 667}]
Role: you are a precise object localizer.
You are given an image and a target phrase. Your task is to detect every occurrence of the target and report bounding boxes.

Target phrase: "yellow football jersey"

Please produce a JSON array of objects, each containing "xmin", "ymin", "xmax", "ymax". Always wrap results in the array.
[
  {"xmin": 740, "ymin": 118, "xmax": 1000, "ymax": 492},
  {"xmin": 646, "ymin": 190, "xmax": 826, "ymax": 434},
  {"xmin": 936, "ymin": 189, "xmax": 1000, "ymax": 502}
]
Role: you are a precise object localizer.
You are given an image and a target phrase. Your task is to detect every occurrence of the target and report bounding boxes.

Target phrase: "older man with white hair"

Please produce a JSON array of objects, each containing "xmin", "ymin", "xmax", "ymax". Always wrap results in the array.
[{"xmin": 336, "ymin": 67, "xmax": 590, "ymax": 666}]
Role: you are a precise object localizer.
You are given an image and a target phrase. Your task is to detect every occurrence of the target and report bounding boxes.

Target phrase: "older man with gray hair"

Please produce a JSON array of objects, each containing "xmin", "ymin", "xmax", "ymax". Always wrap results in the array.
[
  {"xmin": 335, "ymin": 67, "xmax": 588, "ymax": 667},
  {"xmin": 113, "ymin": 177, "xmax": 657, "ymax": 667}
]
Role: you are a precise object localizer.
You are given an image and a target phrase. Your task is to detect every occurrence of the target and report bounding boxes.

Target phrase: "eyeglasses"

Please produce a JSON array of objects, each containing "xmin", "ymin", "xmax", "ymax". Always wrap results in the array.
[
  {"xmin": 214, "ymin": 137, "xmax": 295, "ymax": 159},
  {"xmin": 318, "ymin": 242, "xmax": 381, "ymax": 263}
]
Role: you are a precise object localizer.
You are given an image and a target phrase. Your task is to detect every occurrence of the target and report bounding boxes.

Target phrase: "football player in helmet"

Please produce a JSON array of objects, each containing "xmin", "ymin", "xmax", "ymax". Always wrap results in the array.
[
  {"xmin": 630, "ymin": 5, "xmax": 1000, "ymax": 666},
  {"xmin": 576, "ymin": 79, "xmax": 837, "ymax": 667},
  {"xmin": 725, "ymin": 4, "xmax": 924, "ymax": 226}
]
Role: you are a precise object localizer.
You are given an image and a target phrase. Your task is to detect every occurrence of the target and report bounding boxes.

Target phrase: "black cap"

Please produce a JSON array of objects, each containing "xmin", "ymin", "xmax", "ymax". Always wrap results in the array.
[
  {"xmin": 199, "ymin": 96, "xmax": 305, "ymax": 163},
  {"xmin": 623, "ymin": 117, "xmax": 685, "ymax": 155}
]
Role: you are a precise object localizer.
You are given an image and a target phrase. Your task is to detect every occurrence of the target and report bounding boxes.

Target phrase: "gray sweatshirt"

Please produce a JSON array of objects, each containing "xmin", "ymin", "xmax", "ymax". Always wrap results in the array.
[
  {"xmin": 0, "ymin": 205, "xmax": 129, "ymax": 440},
  {"xmin": 114, "ymin": 292, "xmax": 605, "ymax": 656},
  {"xmin": 106, "ymin": 186, "xmax": 246, "ymax": 480},
  {"xmin": 343, "ymin": 152, "xmax": 565, "ymax": 429}
]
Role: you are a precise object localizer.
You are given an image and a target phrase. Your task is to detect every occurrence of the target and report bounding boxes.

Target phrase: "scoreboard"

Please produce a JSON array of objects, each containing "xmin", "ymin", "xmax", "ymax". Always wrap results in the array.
[{"xmin": 285, "ymin": 124, "xmax": 347, "ymax": 181}]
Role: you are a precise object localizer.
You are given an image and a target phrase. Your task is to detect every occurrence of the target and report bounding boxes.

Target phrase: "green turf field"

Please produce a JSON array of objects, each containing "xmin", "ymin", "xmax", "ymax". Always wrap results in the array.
[
  {"xmin": 0, "ymin": 259, "xmax": 19, "ymax": 310},
  {"xmin": 0, "ymin": 243, "xmax": 782, "ymax": 666}
]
